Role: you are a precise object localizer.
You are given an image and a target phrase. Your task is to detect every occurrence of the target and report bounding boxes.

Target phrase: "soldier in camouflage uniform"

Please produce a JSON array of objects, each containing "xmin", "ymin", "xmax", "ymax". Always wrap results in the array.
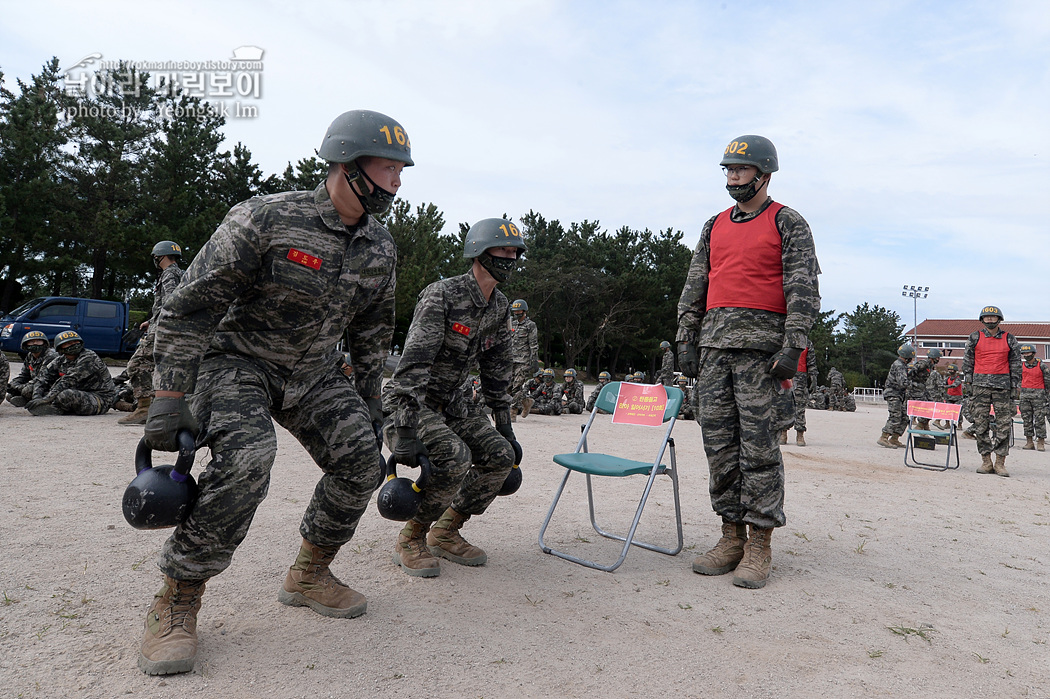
[
  {"xmin": 826, "ymin": 366, "xmax": 846, "ymax": 411},
  {"xmin": 905, "ymin": 352, "xmax": 935, "ymax": 429},
  {"xmin": 0, "ymin": 347, "xmax": 8, "ymax": 412},
  {"xmin": 136, "ymin": 110, "xmax": 411, "ymax": 676},
  {"xmin": 676, "ymin": 135, "xmax": 820, "ymax": 590},
  {"xmin": 878, "ymin": 344, "xmax": 913, "ymax": 447},
  {"xmin": 383, "ymin": 218, "xmax": 522, "ymax": 578},
  {"xmin": 529, "ymin": 368, "xmax": 562, "ymax": 415},
  {"xmin": 963, "ymin": 306, "xmax": 1021, "ymax": 476},
  {"xmin": 509, "ymin": 299, "xmax": 539, "ymax": 418},
  {"xmin": 1017, "ymin": 344, "xmax": 1050, "ymax": 451},
  {"xmin": 6, "ymin": 331, "xmax": 59, "ymax": 407},
  {"xmin": 26, "ymin": 330, "xmax": 116, "ymax": 415},
  {"xmin": 656, "ymin": 341, "xmax": 675, "ymax": 385},
  {"xmin": 788, "ymin": 338, "xmax": 817, "ymax": 445},
  {"xmin": 585, "ymin": 370, "xmax": 613, "ymax": 414},
  {"xmin": 675, "ymin": 375, "xmax": 695, "ymax": 421},
  {"xmin": 558, "ymin": 368, "xmax": 586, "ymax": 414},
  {"xmin": 923, "ymin": 349, "xmax": 948, "ymax": 428},
  {"xmin": 118, "ymin": 241, "xmax": 185, "ymax": 424}
]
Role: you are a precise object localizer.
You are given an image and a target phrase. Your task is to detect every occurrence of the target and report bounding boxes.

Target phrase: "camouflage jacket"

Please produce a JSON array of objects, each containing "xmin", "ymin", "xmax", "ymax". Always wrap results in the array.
[
  {"xmin": 962, "ymin": 328, "xmax": 1021, "ymax": 390},
  {"xmin": 884, "ymin": 358, "xmax": 910, "ymax": 398},
  {"xmin": 146, "ymin": 263, "xmax": 184, "ymax": 331},
  {"xmin": 676, "ymin": 199, "xmax": 820, "ymax": 353},
  {"xmin": 384, "ymin": 271, "xmax": 514, "ymax": 429},
  {"xmin": 530, "ymin": 379, "xmax": 560, "ymax": 403},
  {"xmin": 33, "ymin": 349, "xmax": 117, "ymax": 405},
  {"xmin": 10, "ymin": 347, "xmax": 59, "ymax": 391},
  {"xmin": 925, "ymin": 366, "xmax": 947, "ymax": 401},
  {"xmin": 658, "ymin": 349, "xmax": 675, "ymax": 379},
  {"xmin": 906, "ymin": 358, "xmax": 933, "ymax": 400},
  {"xmin": 585, "ymin": 381, "xmax": 611, "ymax": 412},
  {"xmin": 153, "ymin": 182, "xmax": 396, "ymax": 408},
  {"xmin": 510, "ymin": 316, "xmax": 539, "ymax": 373},
  {"xmin": 558, "ymin": 378, "xmax": 585, "ymax": 405},
  {"xmin": 828, "ymin": 368, "xmax": 845, "ymax": 389}
]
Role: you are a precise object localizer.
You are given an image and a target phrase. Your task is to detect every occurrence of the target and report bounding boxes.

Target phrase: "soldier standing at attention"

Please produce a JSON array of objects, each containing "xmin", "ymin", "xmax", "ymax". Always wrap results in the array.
[
  {"xmin": 26, "ymin": 330, "xmax": 117, "ymax": 415},
  {"xmin": 676, "ymin": 134, "xmax": 820, "ymax": 589},
  {"xmin": 118, "ymin": 241, "xmax": 184, "ymax": 424},
  {"xmin": 878, "ymin": 344, "xmax": 914, "ymax": 448},
  {"xmin": 656, "ymin": 340, "xmax": 675, "ymax": 385},
  {"xmin": 6, "ymin": 331, "xmax": 59, "ymax": 407},
  {"xmin": 963, "ymin": 306, "xmax": 1021, "ymax": 476},
  {"xmin": 1017, "ymin": 344, "xmax": 1049, "ymax": 451},
  {"xmin": 137, "ymin": 110, "xmax": 411, "ymax": 675},
  {"xmin": 383, "ymin": 218, "xmax": 521, "ymax": 578},
  {"xmin": 509, "ymin": 299, "xmax": 539, "ymax": 418}
]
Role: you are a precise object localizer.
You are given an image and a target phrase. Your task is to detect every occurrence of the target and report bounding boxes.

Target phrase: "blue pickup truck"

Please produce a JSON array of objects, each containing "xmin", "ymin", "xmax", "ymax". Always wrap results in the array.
[{"xmin": 0, "ymin": 296, "xmax": 139, "ymax": 358}]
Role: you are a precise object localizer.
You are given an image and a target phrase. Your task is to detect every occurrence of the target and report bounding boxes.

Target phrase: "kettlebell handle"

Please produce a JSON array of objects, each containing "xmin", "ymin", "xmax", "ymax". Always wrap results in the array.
[
  {"xmin": 384, "ymin": 453, "xmax": 432, "ymax": 492},
  {"xmin": 135, "ymin": 430, "xmax": 197, "ymax": 482}
]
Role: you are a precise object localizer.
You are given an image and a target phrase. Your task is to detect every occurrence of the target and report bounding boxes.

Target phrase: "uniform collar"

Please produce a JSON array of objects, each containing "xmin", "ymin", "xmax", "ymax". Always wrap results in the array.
[
  {"xmin": 315, "ymin": 181, "xmax": 377, "ymax": 238},
  {"xmin": 464, "ymin": 271, "xmax": 494, "ymax": 308}
]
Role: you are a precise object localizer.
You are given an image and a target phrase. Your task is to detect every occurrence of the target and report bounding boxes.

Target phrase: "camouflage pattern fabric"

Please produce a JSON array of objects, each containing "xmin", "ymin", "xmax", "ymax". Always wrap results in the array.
[
  {"xmin": 510, "ymin": 315, "xmax": 539, "ymax": 375},
  {"xmin": 8, "ymin": 347, "xmax": 59, "ymax": 400},
  {"xmin": 585, "ymin": 379, "xmax": 611, "ymax": 414},
  {"xmin": 0, "ymin": 351, "xmax": 8, "ymax": 398},
  {"xmin": 126, "ymin": 262, "xmax": 184, "ymax": 400},
  {"xmin": 159, "ymin": 365, "xmax": 382, "ymax": 580},
  {"xmin": 695, "ymin": 348, "xmax": 787, "ymax": 529},
  {"xmin": 32, "ymin": 348, "xmax": 116, "ymax": 412},
  {"xmin": 906, "ymin": 359, "xmax": 932, "ymax": 401},
  {"xmin": 1019, "ymin": 358, "xmax": 1050, "ymax": 439},
  {"xmin": 968, "ymin": 385, "xmax": 1015, "ymax": 457},
  {"xmin": 152, "ymin": 180, "xmax": 395, "ymax": 580},
  {"xmin": 925, "ymin": 366, "xmax": 947, "ymax": 402},
  {"xmin": 962, "ymin": 328, "xmax": 1021, "ymax": 391},
  {"xmin": 827, "ymin": 367, "xmax": 846, "ymax": 411},
  {"xmin": 944, "ymin": 372, "xmax": 964, "ymax": 405},
  {"xmin": 882, "ymin": 395, "xmax": 908, "ymax": 437},
  {"xmin": 510, "ymin": 363, "xmax": 533, "ymax": 414},
  {"xmin": 677, "ymin": 385, "xmax": 695, "ymax": 421},
  {"xmin": 558, "ymin": 378, "xmax": 586, "ymax": 414},
  {"xmin": 656, "ymin": 349, "xmax": 675, "ymax": 385},
  {"xmin": 529, "ymin": 378, "xmax": 561, "ymax": 415},
  {"xmin": 792, "ymin": 339, "xmax": 817, "ymax": 431},
  {"xmin": 882, "ymin": 358, "xmax": 910, "ymax": 437}
]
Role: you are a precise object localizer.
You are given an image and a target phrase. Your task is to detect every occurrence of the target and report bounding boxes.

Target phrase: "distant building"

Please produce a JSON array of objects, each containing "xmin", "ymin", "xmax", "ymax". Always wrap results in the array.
[{"xmin": 905, "ymin": 319, "xmax": 1050, "ymax": 366}]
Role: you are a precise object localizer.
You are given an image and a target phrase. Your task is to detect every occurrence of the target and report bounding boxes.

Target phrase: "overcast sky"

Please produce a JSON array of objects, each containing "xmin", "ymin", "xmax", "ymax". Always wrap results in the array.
[{"xmin": 3, "ymin": 0, "xmax": 1048, "ymax": 327}]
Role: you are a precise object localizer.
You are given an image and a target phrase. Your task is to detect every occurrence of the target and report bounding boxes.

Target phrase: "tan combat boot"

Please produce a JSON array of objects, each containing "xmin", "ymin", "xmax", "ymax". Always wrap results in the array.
[
  {"xmin": 795, "ymin": 431, "xmax": 806, "ymax": 447},
  {"xmin": 977, "ymin": 454, "xmax": 994, "ymax": 474},
  {"xmin": 118, "ymin": 396, "xmax": 152, "ymax": 425},
  {"xmin": 393, "ymin": 520, "xmax": 440, "ymax": 577},
  {"xmin": 993, "ymin": 454, "xmax": 1009, "ymax": 478},
  {"xmin": 138, "ymin": 576, "xmax": 206, "ymax": 675},
  {"xmin": 888, "ymin": 435, "xmax": 904, "ymax": 448},
  {"xmin": 1038, "ymin": 438, "xmax": 1046, "ymax": 452},
  {"xmin": 1022, "ymin": 437, "xmax": 1035, "ymax": 450},
  {"xmin": 278, "ymin": 538, "xmax": 367, "ymax": 618},
  {"xmin": 732, "ymin": 525, "xmax": 773, "ymax": 589},
  {"xmin": 427, "ymin": 507, "xmax": 487, "ymax": 566},
  {"xmin": 521, "ymin": 396, "xmax": 534, "ymax": 418},
  {"xmin": 877, "ymin": 432, "xmax": 894, "ymax": 448},
  {"xmin": 692, "ymin": 520, "xmax": 747, "ymax": 575},
  {"xmin": 778, "ymin": 431, "xmax": 787, "ymax": 445}
]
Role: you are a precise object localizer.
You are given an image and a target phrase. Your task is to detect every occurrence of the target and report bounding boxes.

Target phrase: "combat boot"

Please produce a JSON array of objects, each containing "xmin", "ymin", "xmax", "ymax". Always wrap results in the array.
[
  {"xmin": 692, "ymin": 520, "xmax": 747, "ymax": 575},
  {"xmin": 7, "ymin": 395, "xmax": 28, "ymax": 408},
  {"xmin": 795, "ymin": 431, "xmax": 806, "ymax": 447},
  {"xmin": 888, "ymin": 435, "xmax": 904, "ymax": 448},
  {"xmin": 279, "ymin": 538, "xmax": 367, "ymax": 618},
  {"xmin": 521, "ymin": 396, "xmax": 534, "ymax": 418},
  {"xmin": 393, "ymin": 520, "xmax": 440, "ymax": 577},
  {"xmin": 427, "ymin": 507, "xmax": 487, "ymax": 566},
  {"xmin": 876, "ymin": 432, "xmax": 894, "ymax": 448},
  {"xmin": 138, "ymin": 575, "xmax": 206, "ymax": 675},
  {"xmin": 977, "ymin": 453, "xmax": 994, "ymax": 474},
  {"xmin": 778, "ymin": 431, "xmax": 787, "ymax": 445},
  {"xmin": 732, "ymin": 525, "xmax": 773, "ymax": 589},
  {"xmin": 1038, "ymin": 438, "xmax": 1045, "ymax": 452},
  {"xmin": 114, "ymin": 400, "xmax": 136, "ymax": 412},
  {"xmin": 993, "ymin": 454, "xmax": 1009, "ymax": 478},
  {"xmin": 1022, "ymin": 437, "xmax": 1035, "ymax": 450},
  {"xmin": 119, "ymin": 396, "xmax": 152, "ymax": 425}
]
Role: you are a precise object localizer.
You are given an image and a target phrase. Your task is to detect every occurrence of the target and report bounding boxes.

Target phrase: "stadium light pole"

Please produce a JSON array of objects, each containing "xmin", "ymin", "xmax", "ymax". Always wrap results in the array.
[{"xmin": 902, "ymin": 285, "xmax": 929, "ymax": 348}]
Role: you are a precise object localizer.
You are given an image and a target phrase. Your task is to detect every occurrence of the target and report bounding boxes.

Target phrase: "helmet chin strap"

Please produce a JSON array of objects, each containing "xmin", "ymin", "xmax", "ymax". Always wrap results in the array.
[
  {"xmin": 344, "ymin": 165, "xmax": 396, "ymax": 215},
  {"xmin": 726, "ymin": 173, "xmax": 766, "ymax": 203}
]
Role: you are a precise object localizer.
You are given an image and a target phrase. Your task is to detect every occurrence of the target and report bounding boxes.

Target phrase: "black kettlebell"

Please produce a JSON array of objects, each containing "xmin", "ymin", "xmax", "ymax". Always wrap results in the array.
[
  {"xmin": 123, "ymin": 430, "xmax": 198, "ymax": 530},
  {"xmin": 377, "ymin": 454, "xmax": 432, "ymax": 521},
  {"xmin": 498, "ymin": 440, "xmax": 523, "ymax": 496}
]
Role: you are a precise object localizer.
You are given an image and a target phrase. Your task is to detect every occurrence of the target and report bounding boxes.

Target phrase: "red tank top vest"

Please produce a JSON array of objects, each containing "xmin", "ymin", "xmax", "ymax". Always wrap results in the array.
[
  {"xmin": 706, "ymin": 203, "xmax": 787, "ymax": 313},
  {"xmin": 974, "ymin": 332, "xmax": 1010, "ymax": 375},
  {"xmin": 796, "ymin": 347, "xmax": 808, "ymax": 373},
  {"xmin": 946, "ymin": 375, "xmax": 963, "ymax": 396},
  {"xmin": 1022, "ymin": 363, "xmax": 1046, "ymax": 389}
]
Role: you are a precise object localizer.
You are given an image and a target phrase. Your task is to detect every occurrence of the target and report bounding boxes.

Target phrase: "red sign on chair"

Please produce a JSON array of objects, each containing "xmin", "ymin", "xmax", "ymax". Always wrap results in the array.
[
  {"xmin": 906, "ymin": 401, "xmax": 962, "ymax": 422},
  {"xmin": 612, "ymin": 383, "xmax": 668, "ymax": 426}
]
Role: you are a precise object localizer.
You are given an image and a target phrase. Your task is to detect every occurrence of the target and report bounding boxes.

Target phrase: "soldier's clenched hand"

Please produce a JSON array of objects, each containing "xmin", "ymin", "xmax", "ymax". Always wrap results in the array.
[{"xmin": 677, "ymin": 343, "xmax": 698, "ymax": 379}]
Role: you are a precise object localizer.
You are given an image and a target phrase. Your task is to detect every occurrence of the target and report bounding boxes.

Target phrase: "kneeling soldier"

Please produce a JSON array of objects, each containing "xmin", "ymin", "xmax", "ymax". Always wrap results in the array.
[{"xmin": 26, "ymin": 331, "xmax": 116, "ymax": 415}]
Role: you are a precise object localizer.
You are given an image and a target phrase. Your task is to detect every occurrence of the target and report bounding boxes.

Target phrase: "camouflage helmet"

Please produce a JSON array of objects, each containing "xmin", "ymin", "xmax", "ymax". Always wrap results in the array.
[
  {"xmin": 897, "ymin": 343, "xmax": 916, "ymax": 359},
  {"xmin": 318, "ymin": 110, "xmax": 413, "ymax": 166},
  {"xmin": 54, "ymin": 330, "xmax": 84, "ymax": 355},
  {"xmin": 660, "ymin": 340, "xmax": 671, "ymax": 350},
  {"xmin": 978, "ymin": 305, "xmax": 1004, "ymax": 322},
  {"xmin": 563, "ymin": 368, "xmax": 577, "ymax": 379},
  {"xmin": 463, "ymin": 218, "xmax": 527, "ymax": 284},
  {"xmin": 598, "ymin": 371, "xmax": 611, "ymax": 381},
  {"xmin": 511, "ymin": 299, "xmax": 528, "ymax": 314},
  {"xmin": 151, "ymin": 240, "xmax": 182, "ymax": 258},
  {"xmin": 720, "ymin": 135, "xmax": 779, "ymax": 173},
  {"xmin": 927, "ymin": 348, "xmax": 942, "ymax": 360},
  {"xmin": 20, "ymin": 330, "xmax": 49, "ymax": 352},
  {"xmin": 1019, "ymin": 343, "xmax": 1036, "ymax": 355}
]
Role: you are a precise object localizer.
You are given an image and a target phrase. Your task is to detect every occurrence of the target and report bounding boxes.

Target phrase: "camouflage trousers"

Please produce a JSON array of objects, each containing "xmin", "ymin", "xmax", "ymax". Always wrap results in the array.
[
  {"xmin": 53, "ymin": 388, "xmax": 110, "ymax": 415},
  {"xmin": 124, "ymin": 328, "xmax": 156, "ymax": 400},
  {"xmin": 791, "ymin": 380, "xmax": 809, "ymax": 433},
  {"xmin": 969, "ymin": 385, "xmax": 1015, "ymax": 457},
  {"xmin": 159, "ymin": 364, "xmax": 382, "ymax": 581},
  {"xmin": 0, "ymin": 352, "xmax": 8, "ymax": 397},
  {"xmin": 530, "ymin": 395, "xmax": 561, "ymax": 415},
  {"xmin": 563, "ymin": 399, "xmax": 584, "ymax": 415},
  {"xmin": 510, "ymin": 363, "xmax": 532, "ymax": 412},
  {"xmin": 388, "ymin": 405, "xmax": 514, "ymax": 523},
  {"xmin": 829, "ymin": 389, "xmax": 846, "ymax": 411},
  {"xmin": 772, "ymin": 379, "xmax": 795, "ymax": 433},
  {"xmin": 694, "ymin": 348, "xmax": 786, "ymax": 529},
  {"xmin": 882, "ymin": 392, "xmax": 907, "ymax": 437},
  {"xmin": 1018, "ymin": 389, "xmax": 1047, "ymax": 439}
]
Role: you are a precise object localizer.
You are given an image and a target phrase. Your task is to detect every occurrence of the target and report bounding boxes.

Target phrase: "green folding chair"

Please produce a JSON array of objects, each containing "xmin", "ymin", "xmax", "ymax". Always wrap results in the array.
[{"xmin": 538, "ymin": 381, "xmax": 684, "ymax": 572}]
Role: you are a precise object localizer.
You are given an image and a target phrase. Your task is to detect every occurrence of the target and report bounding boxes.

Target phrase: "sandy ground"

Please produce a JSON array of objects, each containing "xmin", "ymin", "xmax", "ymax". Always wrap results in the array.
[{"xmin": 2, "ymin": 363, "xmax": 1049, "ymax": 699}]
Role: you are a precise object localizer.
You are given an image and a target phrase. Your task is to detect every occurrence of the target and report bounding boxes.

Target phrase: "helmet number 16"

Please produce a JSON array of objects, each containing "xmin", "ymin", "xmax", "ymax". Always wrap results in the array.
[
  {"xmin": 379, "ymin": 124, "xmax": 410, "ymax": 147},
  {"xmin": 499, "ymin": 222, "xmax": 521, "ymax": 238}
]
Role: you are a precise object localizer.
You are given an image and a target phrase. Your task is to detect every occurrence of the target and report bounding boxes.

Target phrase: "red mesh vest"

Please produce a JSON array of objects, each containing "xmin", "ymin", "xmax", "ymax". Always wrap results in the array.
[
  {"xmin": 1022, "ymin": 363, "xmax": 1046, "ymax": 389},
  {"xmin": 974, "ymin": 332, "xmax": 1010, "ymax": 375},
  {"xmin": 706, "ymin": 203, "xmax": 787, "ymax": 314}
]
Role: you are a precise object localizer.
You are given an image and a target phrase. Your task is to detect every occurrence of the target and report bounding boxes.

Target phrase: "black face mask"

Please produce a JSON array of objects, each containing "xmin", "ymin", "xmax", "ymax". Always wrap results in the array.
[
  {"xmin": 344, "ymin": 165, "xmax": 396, "ymax": 216},
  {"xmin": 478, "ymin": 250, "xmax": 517, "ymax": 283},
  {"xmin": 28, "ymin": 344, "xmax": 47, "ymax": 356},
  {"xmin": 983, "ymin": 320, "xmax": 1000, "ymax": 332},
  {"xmin": 726, "ymin": 174, "xmax": 765, "ymax": 203}
]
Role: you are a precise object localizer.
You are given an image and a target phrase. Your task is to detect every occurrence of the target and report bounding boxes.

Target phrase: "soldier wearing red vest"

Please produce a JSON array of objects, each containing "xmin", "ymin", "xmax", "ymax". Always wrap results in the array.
[
  {"xmin": 1018, "ymin": 344, "xmax": 1050, "ymax": 451},
  {"xmin": 962, "ymin": 305, "xmax": 1021, "ymax": 476},
  {"xmin": 779, "ymin": 338, "xmax": 817, "ymax": 446},
  {"xmin": 676, "ymin": 134, "xmax": 821, "ymax": 589}
]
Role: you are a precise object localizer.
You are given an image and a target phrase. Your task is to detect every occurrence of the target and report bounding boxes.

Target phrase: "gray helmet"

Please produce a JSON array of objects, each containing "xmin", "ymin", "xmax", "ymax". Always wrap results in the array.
[
  {"xmin": 660, "ymin": 340, "xmax": 671, "ymax": 350},
  {"xmin": 563, "ymin": 368, "xmax": 577, "ymax": 379},
  {"xmin": 898, "ymin": 343, "xmax": 915, "ymax": 360},
  {"xmin": 978, "ymin": 305, "xmax": 1004, "ymax": 322},
  {"xmin": 463, "ymin": 218, "xmax": 527, "ymax": 283},
  {"xmin": 320, "ymin": 110, "xmax": 413, "ymax": 216},
  {"xmin": 676, "ymin": 375, "xmax": 688, "ymax": 386},
  {"xmin": 1020, "ymin": 344, "xmax": 1036, "ymax": 355},
  {"xmin": 151, "ymin": 241, "xmax": 182, "ymax": 258},
  {"xmin": 20, "ymin": 330, "xmax": 49, "ymax": 353},
  {"xmin": 927, "ymin": 348, "xmax": 942, "ymax": 360},
  {"xmin": 598, "ymin": 371, "xmax": 611, "ymax": 381},
  {"xmin": 511, "ymin": 299, "xmax": 528, "ymax": 314},
  {"xmin": 54, "ymin": 330, "xmax": 84, "ymax": 355},
  {"xmin": 720, "ymin": 135, "xmax": 779, "ymax": 173}
]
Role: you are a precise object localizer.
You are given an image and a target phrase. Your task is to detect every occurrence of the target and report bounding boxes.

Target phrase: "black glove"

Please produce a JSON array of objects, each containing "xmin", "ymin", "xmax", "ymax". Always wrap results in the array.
[
  {"xmin": 144, "ymin": 396, "xmax": 199, "ymax": 452},
  {"xmin": 392, "ymin": 426, "xmax": 427, "ymax": 466},
  {"xmin": 6, "ymin": 386, "xmax": 19, "ymax": 398},
  {"xmin": 677, "ymin": 342, "xmax": 698, "ymax": 379},
  {"xmin": 364, "ymin": 396, "xmax": 384, "ymax": 448},
  {"xmin": 768, "ymin": 348, "xmax": 802, "ymax": 381},
  {"xmin": 25, "ymin": 397, "xmax": 52, "ymax": 411},
  {"xmin": 493, "ymin": 409, "xmax": 515, "ymax": 443}
]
